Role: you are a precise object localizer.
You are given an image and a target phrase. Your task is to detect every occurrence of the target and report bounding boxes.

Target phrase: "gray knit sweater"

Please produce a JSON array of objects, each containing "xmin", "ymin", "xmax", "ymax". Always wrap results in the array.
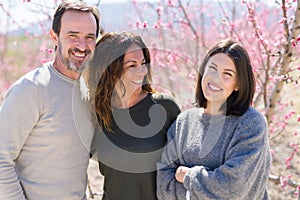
[
  {"xmin": 157, "ymin": 107, "xmax": 271, "ymax": 200},
  {"xmin": 0, "ymin": 62, "xmax": 94, "ymax": 200}
]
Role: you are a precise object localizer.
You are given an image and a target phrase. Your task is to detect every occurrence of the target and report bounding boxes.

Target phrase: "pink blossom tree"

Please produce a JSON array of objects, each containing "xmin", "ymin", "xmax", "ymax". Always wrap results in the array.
[{"xmin": 0, "ymin": 1, "xmax": 56, "ymax": 101}]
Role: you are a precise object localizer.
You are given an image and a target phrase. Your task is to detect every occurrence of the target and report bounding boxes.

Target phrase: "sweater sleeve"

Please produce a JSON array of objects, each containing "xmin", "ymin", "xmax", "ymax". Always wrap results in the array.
[
  {"xmin": 182, "ymin": 112, "xmax": 271, "ymax": 199},
  {"xmin": 156, "ymin": 122, "xmax": 187, "ymax": 200},
  {"xmin": 0, "ymin": 78, "xmax": 40, "ymax": 200}
]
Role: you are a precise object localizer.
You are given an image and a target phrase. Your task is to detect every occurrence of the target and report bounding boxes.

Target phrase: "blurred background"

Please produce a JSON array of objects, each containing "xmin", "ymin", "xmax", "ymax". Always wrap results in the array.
[{"xmin": 0, "ymin": 0, "xmax": 299, "ymax": 199}]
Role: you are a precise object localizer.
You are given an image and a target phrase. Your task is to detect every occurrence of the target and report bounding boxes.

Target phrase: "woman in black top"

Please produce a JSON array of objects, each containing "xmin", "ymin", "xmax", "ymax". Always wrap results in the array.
[{"xmin": 84, "ymin": 31, "xmax": 181, "ymax": 200}]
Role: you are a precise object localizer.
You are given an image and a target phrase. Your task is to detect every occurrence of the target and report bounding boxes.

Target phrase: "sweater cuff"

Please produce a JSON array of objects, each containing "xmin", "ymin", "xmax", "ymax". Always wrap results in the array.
[
  {"xmin": 186, "ymin": 190, "xmax": 191, "ymax": 200},
  {"xmin": 183, "ymin": 166, "xmax": 207, "ymax": 190}
]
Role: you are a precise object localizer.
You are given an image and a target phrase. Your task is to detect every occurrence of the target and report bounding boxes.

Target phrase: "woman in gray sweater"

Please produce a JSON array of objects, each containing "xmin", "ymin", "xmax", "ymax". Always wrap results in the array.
[{"xmin": 157, "ymin": 39, "xmax": 272, "ymax": 200}]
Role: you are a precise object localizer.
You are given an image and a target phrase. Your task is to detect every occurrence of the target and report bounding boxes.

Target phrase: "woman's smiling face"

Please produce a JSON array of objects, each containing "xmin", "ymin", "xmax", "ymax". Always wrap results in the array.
[
  {"xmin": 118, "ymin": 43, "xmax": 148, "ymax": 95},
  {"xmin": 201, "ymin": 53, "xmax": 239, "ymax": 108}
]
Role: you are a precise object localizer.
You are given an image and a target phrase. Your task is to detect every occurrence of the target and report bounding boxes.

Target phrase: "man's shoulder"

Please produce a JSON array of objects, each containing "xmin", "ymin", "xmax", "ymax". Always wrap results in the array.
[
  {"xmin": 4, "ymin": 62, "xmax": 53, "ymax": 96},
  {"xmin": 27, "ymin": 62, "xmax": 51, "ymax": 78},
  {"xmin": 18, "ymin": 62, "xmax": 52, "ymax": 86}
]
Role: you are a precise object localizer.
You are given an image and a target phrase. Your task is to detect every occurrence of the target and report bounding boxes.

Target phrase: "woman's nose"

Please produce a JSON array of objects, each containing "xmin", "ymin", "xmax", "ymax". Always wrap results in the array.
[
  {"xmin": 209, "ymin": 70, "xmax": 221, "ymax": 80},
  {"xmin": 137, "ymin": 64, "xmax": 148, "ymax": 75}
]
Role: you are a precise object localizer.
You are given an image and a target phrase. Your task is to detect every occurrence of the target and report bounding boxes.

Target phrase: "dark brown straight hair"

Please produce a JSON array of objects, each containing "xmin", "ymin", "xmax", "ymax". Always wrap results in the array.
[{"xmin": 195, "ymin": 39, "xmax": 255, "ymax": 116}]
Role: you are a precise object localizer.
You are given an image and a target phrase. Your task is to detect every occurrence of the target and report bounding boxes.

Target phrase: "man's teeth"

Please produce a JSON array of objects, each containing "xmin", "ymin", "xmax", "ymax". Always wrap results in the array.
[
  {"xmin": 74, "ymin": 52, "xmax": 85, "ymax": 58},
  {"xmin": 209, "ymin": 83, "xmax": 222, "ymax": 91}
]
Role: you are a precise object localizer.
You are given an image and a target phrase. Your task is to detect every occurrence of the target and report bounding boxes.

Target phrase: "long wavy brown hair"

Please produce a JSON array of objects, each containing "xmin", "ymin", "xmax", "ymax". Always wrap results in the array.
[{"xmin": 84, "ymin": 31, "xmax": 155, "ymax": 132}]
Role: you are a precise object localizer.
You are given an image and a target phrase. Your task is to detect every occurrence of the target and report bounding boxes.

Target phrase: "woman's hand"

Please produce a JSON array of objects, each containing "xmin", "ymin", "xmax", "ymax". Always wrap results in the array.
[{"xmin": 175, "ymin": 166, "xmax": 190, "ymax": 183}]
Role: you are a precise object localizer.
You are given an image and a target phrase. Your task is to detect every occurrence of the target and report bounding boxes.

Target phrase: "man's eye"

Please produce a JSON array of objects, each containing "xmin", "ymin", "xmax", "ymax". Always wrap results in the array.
[
  {"xmin": 208, "ymin": 66, "xmax": 217, "ymax": 70},
  {"xmin": 69, "ymin": 35, "xmax": 77, "ymax": 39},
  {"xmin": 86, "ymin": 36, "xmax": 96, "ymax": 40}
]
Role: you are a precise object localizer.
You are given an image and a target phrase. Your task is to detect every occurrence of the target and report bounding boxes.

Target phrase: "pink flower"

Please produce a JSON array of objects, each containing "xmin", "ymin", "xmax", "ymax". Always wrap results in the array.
[
  {"xmin": 284, "ymin": 114, "xmax": 290, "ymax": 120},
  {"xmin": 153, "ymin": 23, "xmax": 159, "ymax": 29},
  {"xmin": 136, "ymin": 21, "xmax": 140, "ymax": 28},
  {"xmin": 168, "ymin": 0, "xmax": 174, "ymax": 7},
  {"xmin": 188, "ymin": 72, "xmax": 196, "ymax": 80},
  {"xmin": 290, "ymin": 143, "xmax": 296, "ymax": 147},
  {"xmin": 156, "ymin": 6, "xmax": 163, "ymax": 14},
  {"xmin": 279, "ymin": 17, "xmax": 287, "ymax": 24},
  {"xmin": 291, "ymin": 39, "xmax": 297, "ymax": 47},
  {"xmin": 39, "ymin": 46, "xmax": 47, "ymax": 53},
  {"xmin": 280, "ymin": 176, "xmax": 288, "ymax": 187},
  {"xmin": 285, "ymin": 157, "xmax": 291, "ymax": 168},
  {"xmin": 143, "ymin": 21, "xmax": 147, "ymax": 28}
]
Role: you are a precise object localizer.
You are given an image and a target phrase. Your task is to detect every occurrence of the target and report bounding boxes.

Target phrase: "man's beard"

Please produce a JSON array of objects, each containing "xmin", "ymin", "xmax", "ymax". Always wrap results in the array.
[{"xmin": 59, "ymin": 46, "xmax": 92, "ymax": 73}]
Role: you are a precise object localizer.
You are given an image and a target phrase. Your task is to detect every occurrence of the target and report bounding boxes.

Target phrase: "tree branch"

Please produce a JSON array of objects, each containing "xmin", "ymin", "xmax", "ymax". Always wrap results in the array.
[
  {"xmin": 269, "ymin": 174, "xmax": 300, "ymax": 189},
  {"xmin": 266, "ymin": 0, "xmax": 300, "ymax": 122},
  {"xmin": 177, "ymin": 0, "xmax": 200, "ymax": 67}
]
